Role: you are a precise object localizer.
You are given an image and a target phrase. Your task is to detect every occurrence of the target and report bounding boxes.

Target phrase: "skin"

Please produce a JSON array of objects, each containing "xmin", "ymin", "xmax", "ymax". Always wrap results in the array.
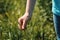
[{"xmin": 18, "ymin": 0, "xmax": 36, "ymax": 30}]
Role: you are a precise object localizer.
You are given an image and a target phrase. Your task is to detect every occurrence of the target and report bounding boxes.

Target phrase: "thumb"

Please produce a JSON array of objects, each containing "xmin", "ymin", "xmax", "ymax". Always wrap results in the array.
[{"xmin": 22, "ymin": 20, "xmax": 27, "ymax": 29}]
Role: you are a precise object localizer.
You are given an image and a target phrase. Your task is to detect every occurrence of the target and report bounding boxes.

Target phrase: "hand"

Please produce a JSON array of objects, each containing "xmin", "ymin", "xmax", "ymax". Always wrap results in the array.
[{"xmin": 18, "ymin": 13, "xmax": 31, "ymax": 30}]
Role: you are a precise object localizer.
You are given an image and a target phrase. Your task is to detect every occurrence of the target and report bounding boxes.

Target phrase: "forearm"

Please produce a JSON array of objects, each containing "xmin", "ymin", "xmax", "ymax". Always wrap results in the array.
[{"xmin": 25, "ymin": 0, "xmax": 36, "ymax": 16}]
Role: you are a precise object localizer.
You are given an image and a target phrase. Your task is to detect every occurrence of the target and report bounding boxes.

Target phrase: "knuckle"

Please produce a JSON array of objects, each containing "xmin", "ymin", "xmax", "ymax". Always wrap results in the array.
[{"xmin": 18, "ymin": 18, "xmax": 21, "ymax": 23}]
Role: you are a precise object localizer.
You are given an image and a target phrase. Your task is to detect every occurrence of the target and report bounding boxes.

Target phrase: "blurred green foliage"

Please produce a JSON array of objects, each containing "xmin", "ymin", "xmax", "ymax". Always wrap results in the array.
[{"xmin": 0, "ymin": 0, "xmax": 56, "ymax": 40}]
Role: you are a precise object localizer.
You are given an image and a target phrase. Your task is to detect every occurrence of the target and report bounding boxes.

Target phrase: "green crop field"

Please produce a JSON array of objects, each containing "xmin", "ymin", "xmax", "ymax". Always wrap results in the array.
[{"xmin": 0, "ymin": 0, "xmax": 56, "ymax": 40}]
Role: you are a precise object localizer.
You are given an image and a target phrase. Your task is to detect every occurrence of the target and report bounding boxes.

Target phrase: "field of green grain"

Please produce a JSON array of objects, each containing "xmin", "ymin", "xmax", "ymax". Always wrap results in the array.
[{"xmin": 0, "ymin": 0, "xmax": 56, "ymax": 40}]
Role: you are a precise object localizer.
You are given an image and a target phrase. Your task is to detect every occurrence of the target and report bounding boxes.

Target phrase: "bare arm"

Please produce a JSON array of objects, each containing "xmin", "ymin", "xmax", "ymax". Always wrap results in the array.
[
  {"xmin": 18, "ymin": 0, "xmax": 36, "ymax": 30},
  {"xmin": 25, "ymin": 0, "xmax": 36, "ymax": 17}
]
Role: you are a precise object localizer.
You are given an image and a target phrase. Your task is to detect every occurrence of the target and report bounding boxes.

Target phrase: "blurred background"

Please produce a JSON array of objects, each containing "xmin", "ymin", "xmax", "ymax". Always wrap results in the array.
[{"xmin": 0, "ymin": 0, "xmax": 56, "ymax": 40}]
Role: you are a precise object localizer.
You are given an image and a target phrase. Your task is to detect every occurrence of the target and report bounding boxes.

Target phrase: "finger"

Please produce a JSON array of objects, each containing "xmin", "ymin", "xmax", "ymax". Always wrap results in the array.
[
  {"xmin": 20, "ymin": 20, "xmax": 23, "ymax": 29},
  {"xmin": 18, "ymin": 19, "xmax": 23, "ymax": 29}
]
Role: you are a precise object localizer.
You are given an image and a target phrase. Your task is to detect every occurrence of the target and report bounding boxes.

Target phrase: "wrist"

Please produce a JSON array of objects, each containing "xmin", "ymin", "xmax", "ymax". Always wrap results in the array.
[
  {"xmin": 23, "ymin": 13, "xmax": 32, "ymax": 20},
  {"xmin": 24, "ymin": 12, "xmax": 32, "ymax": 18}
]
